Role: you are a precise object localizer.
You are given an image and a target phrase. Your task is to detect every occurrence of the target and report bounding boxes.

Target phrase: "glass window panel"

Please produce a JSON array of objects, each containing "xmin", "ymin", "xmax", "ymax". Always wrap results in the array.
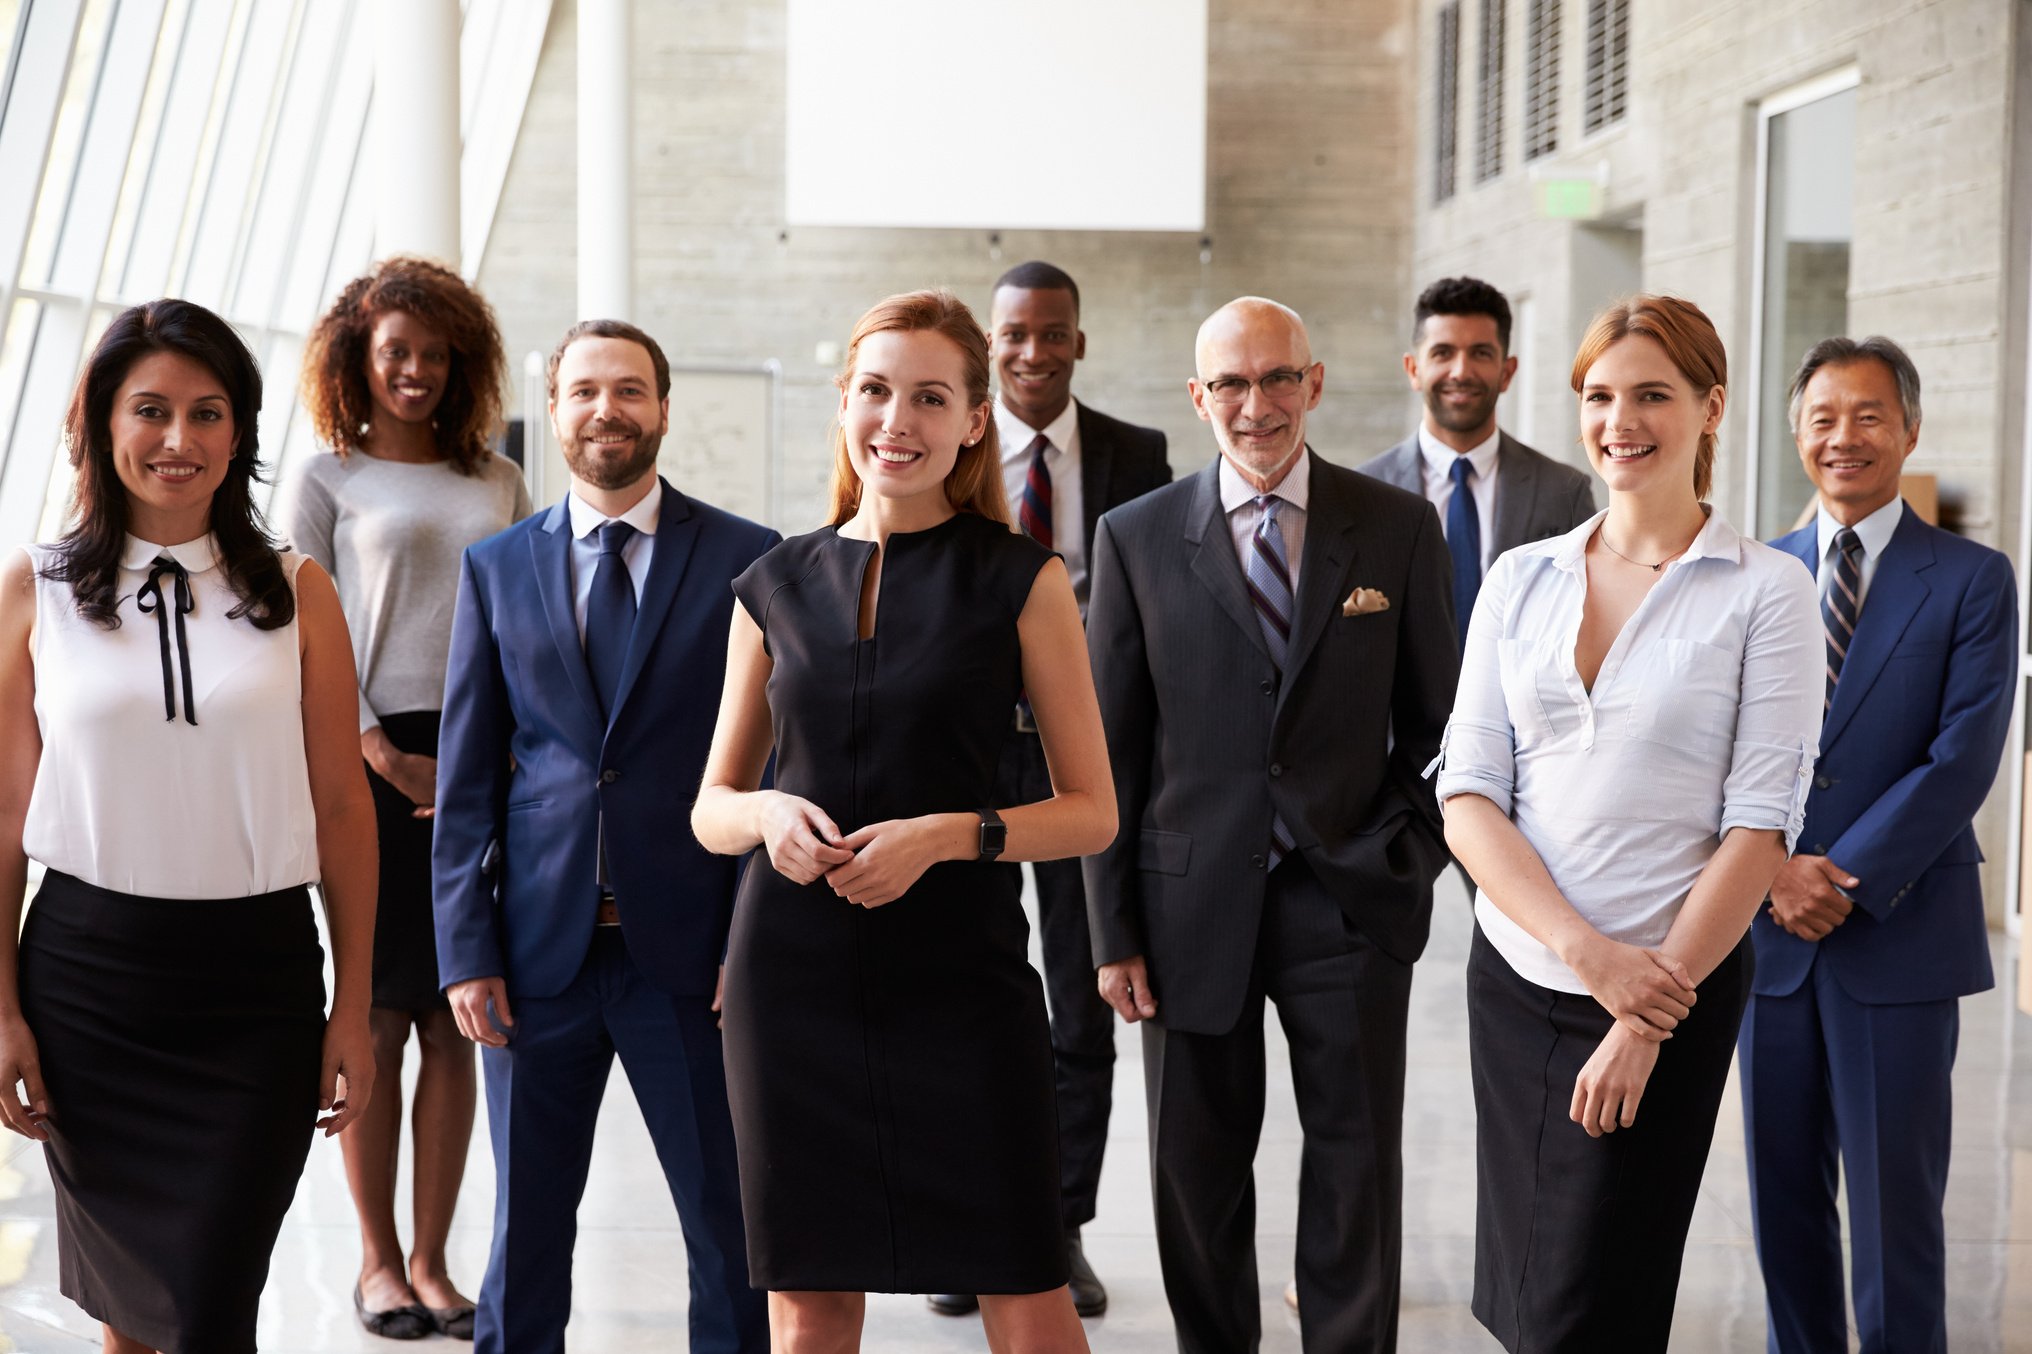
[
  {"xmin": 282, "ymin": 3, "xmax": 369, "ymax": 320},
  {"xmin": 0, "ymin": 298, "xmax": 42, "ymax": 473},
  {"xmin": 124, "ymin": 0, "xmax": 238, "ymax": 300},
  {"xmin": 0, "ymin": 298, "xmax": 89, "ymax": 543},
  {"xmin": 234, "ymin": 0, "xmax": 346, "ymax": 324},
  {"xmin": 175, "ymin": 0, "xmax": 289, "ymax": 309},
  {"xmin": 459, "ymin": 0, "xmax": 502, "ymax": 139},
  {"xmin": 17, "ymin": 0, "xmax": 115, "ymax": 288},
  {"xmin": 316, "ymin": 143, "xmax": 375, "ymax": 316},
  {"xmin": 1755, "ymin": 87, "xmax": 1855, "ymax": 537},
  {"xmin": 0, "ymin": 1, "xmax": 26, "ymax": 87},
  {"xmin": 48, "ymin": 0, "xmax": 171, "ymax": 296},
  {"xmin": 98, "ymin": 0, "xmax": 193, "ymax": 299},
  {"xmin": 32, "ymin": 304, "xmax": 114, "ymax": 541}
]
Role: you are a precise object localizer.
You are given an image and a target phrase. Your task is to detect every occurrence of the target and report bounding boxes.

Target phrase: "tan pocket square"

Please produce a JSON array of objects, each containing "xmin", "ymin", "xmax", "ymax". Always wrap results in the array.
[{"xmin": 1341, "ymin": 587, "xmax": 1391, "ymax": 617}]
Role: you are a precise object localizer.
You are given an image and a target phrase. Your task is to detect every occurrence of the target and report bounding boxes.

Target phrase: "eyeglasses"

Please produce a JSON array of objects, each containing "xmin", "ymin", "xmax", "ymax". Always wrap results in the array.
[{"xmin": 1202, "ymin": 365, "xmax": 1315, "ymax": 405}]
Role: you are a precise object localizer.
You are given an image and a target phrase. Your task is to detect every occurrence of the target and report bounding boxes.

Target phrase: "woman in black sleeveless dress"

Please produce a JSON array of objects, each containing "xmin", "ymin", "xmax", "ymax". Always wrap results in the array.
[{"xmin": 694, "ymin": 290, "xmax": 1116, "ymax": 1352}]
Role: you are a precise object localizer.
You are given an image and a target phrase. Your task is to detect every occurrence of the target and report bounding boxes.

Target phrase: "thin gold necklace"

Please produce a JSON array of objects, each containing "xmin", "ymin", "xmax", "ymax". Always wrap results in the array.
[{"xmin": 1597, "ymin": 527, "xmax": 1694, "ymax": 572}]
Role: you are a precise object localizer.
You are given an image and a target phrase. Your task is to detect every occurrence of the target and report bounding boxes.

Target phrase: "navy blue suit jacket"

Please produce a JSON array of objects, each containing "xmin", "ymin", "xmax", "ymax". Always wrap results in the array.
[
  {"xmin": 1752, "ymin": 505, "xmax": 2016, "ymax": 1004},
  {"xmin": 433, "ymin": 480, "xmax": 780, "ymax": 1000}
]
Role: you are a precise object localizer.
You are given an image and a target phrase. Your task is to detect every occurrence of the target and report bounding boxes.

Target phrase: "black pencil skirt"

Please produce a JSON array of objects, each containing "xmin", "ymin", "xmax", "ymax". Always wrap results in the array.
[
  {"xmin": 363, "ymin": 709, "xmax": 445, "ymax": 1011},
  {"xmin": 17, "ymin": 870, "xmax": 326, "ymax": 1354},
  {"xmin": 1467, "ymin": 925, "xmax": 1751, "ymax": 1354}
]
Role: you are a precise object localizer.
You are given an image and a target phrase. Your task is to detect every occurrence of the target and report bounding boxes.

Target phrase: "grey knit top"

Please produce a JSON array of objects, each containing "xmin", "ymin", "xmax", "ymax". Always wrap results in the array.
[{"xmin": 280, "ymin": 449, "xmax": 533, "ymax": 731}]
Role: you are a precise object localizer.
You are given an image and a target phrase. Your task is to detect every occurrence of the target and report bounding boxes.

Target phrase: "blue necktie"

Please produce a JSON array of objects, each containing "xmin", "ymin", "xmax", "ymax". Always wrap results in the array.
[
  {"xmin": 586, "ymin": 520, "xmax": 638, "ymax": 720},
  {"xmin": 1822, "ymin": 527, "xmax": 1863, "ymax": 711},
  {"xmin": 1245, "ymin": 497, "xmax": 1297, "ymax": 869},
  {"xmin": 1446, "ymin": 456, "xmax": 1481, "ymax": 648}
]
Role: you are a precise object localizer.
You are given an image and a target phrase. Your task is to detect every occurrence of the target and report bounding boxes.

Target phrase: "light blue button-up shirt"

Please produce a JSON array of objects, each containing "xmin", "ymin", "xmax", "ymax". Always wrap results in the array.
[{"xmin": 1433, "ymin": 508, "xmax": 1823, "ymax": 992}]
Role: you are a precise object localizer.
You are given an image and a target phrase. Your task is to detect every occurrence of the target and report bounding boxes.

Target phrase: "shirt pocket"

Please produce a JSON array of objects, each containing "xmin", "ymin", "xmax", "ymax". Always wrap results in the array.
[
  {"xmin": 1626, "ymin": 638, "xmax": 1740, "ymax": 752},
  {"xmin": 1496, "ymin": 637, "xmax": 1557, "ymax": 746}
]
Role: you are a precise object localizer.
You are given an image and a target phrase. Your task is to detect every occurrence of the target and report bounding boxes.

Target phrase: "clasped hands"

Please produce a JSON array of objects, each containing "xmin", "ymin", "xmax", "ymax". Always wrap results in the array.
[
  {"xmin": 1767, "ymin": 853, "xmax": 1858, "ymax": 941},
  {"xmin": 759, "ymin": 792, "xmax": 947, "ymax": 908},
  {"xmin": 1563, "ymin": 934, "xmax": 1696, "ymax": 1140}
]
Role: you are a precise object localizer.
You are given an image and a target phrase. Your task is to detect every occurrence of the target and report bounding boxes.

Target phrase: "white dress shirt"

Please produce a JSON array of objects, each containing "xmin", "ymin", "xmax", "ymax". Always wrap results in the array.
[
  {"xmin": 567, "ymin": 478, "xmax": 661, "ymax": 644},
  {"xmin": 1220, "ymin": 449, "xmax": 1310, "ymax": 592},
  {"xmin": 1813, "ymin": 496, "xmax": 1903, "ymax": 609},
  {"xmin": 1434, "ymin": 509, "xmax": 1823, "ymax": 992},
  {"xmin": 997, "ymin": 398, "xmax": 1086, "ymax": 604},
  {"xmin": 23, "ymin": 536, "xmax": 319, "ymax": 898},
  {"xmin": 1417, "ymin": 424, "xmax": 1502, "ymax": 576}
]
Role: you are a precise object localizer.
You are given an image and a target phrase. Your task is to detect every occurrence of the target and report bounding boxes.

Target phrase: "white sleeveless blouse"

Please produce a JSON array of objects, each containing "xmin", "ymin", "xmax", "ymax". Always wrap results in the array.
[{"xmin": 21, "ymin": 535, "xmax": 320, "ymax": 898}]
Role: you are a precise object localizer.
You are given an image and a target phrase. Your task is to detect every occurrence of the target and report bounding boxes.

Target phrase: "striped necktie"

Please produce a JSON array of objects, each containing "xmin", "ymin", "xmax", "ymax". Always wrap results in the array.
[
  {"xmin": 1822, "ymin": 527, "xmax": 1863, "ymax": 710},
  {"xmin": 1018, "ymin": 434, "xmax": 1053, "ymax": 549},
  {"xmin": 1245, "ymin": 496, "xmax": 1297, "ymax": 868}
]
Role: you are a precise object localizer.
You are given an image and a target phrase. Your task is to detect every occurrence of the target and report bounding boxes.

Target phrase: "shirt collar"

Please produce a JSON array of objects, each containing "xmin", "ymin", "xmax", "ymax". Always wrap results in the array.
[
  {"xmin": 1815, "ymin": 497, "xmax": 1903, "ymax": 563},
  {"xmin": 121, "ymin": 533, "xmax": 219, "ymax": 573},
  {"xmin": 1416, "ymin": 423, "xmax": 1501, "ymax": 482},
  {"xmin": 996, "ymin": 396, "xmax": 1080, "ymax": 462},
  {"xmin": 1219, "ymin": 447, "xmax": 1312, "ymax": 515},
  {"xmin": 568, "ymin": 477, "xmax": 663, "ymax": 541},
  {"xmin": 1548, "ymin": 505, "xmax": 1743, "ymax": 574}
]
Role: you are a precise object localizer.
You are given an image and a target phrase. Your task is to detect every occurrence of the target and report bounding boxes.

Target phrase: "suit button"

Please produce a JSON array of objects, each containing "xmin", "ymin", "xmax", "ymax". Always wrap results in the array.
[
  {"xmin": 1260, "ymin": 679, "xmax": 1275, "ymax": 696},
  {"xmin": 1250, "ymin": 853, "xmax": 1266, "ymax": 870},
  {"xmin": 1814, "ymin": 775, "xmax": 1833, "ymax": 790},
  {"xmin": 601, "ymin": 769, "xmax": 620, "ymax": 785},
  {"xmin": 1269, "ymin": 763, "xmax": 1283, "ymax": 778}
]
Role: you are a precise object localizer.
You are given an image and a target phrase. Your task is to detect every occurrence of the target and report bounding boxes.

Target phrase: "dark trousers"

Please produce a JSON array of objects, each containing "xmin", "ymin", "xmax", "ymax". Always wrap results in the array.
[
  {"xmin": 477, "ymin": 930, "xmax": 765, "ymax": 1354},
  {"xmin": 1143, "ymin": 858, "xmax": 1413, "ymax": 1354},
  {"xmin": 1740, "ymin": 957, "xmax": 1959, "ymax": 1354},
  {"xmin": 997, "ymin": 725, "xmax": 1115, "ymax": 1231},
  {"xmin": 1468, "ymin": 927, "xmax": 1750, "ymax": 1354}
]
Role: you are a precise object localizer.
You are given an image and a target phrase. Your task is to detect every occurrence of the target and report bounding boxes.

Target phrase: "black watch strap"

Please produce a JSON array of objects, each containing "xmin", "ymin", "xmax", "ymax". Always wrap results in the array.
[{"xmin": 977, "ymin": 808, "xmax": 1007, "ymax": 861}]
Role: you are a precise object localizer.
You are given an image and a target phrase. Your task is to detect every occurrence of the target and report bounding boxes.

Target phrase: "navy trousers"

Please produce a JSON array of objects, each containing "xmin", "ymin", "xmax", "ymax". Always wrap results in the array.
[
  {"xmin": 476, "ymin": 930, "xmax": 765, "ymax": 1354},
  {"xmin": 1739, "ymin": 955, "xmax": 1959, "ymax": 1354}
]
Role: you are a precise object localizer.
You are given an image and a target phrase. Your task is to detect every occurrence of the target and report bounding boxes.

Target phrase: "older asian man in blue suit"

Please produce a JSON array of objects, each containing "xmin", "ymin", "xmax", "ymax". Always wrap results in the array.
[
  {"xmin": 1742, "ymin": 336, "xmax": 2017, "ymax": 1354},
  {"xmin": 434, "ymin": 320, "xmax": 774, "ymax": 1354}
]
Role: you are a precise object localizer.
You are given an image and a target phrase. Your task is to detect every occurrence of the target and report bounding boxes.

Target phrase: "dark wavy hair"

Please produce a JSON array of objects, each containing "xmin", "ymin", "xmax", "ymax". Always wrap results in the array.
[
  {"xmin": 43, "ymin": 299, "xmax": 294, "ymax": 630},
  {"xmin": 300, "ymin": 255, "xmax": 507, "ymax": 472}
]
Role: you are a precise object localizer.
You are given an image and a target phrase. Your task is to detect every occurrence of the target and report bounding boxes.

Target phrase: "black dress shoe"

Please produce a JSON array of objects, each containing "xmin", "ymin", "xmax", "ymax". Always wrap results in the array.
[
  {"xmin": 1066, "ymin": 1231, "xmax": 1107, "ymax": 1318},
  {"xmin": 927, "ymin": 1292, "xmax": 979, "ymax": 1316}
]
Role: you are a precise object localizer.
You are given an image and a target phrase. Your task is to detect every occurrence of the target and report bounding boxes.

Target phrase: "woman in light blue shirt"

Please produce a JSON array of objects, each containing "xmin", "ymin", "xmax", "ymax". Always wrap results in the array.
[{"xmin": 1436, "ymin": 295, "xmax": 1822, "ymax": 1353}]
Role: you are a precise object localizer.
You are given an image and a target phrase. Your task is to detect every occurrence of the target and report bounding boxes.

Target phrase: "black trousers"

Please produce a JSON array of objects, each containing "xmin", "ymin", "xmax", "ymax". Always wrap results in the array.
[
  {"xmin": 1468, "ymin": 926, "xmax": 1751, "ymax": 1354},
  {"xmin": 996, "ymin": 725, "xmax": 1115, "ymax": 1231},
  {"xmin": 1143, "ymin": 857, "xmax": 1413, "ymax": 1354}
]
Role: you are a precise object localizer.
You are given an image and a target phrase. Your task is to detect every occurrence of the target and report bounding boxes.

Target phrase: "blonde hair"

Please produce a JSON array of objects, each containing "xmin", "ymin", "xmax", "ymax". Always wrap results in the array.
[
  {"xmin": 1570, "ymin": 294, "xmax": 1727, "ymax": 501},
  {"xmin": 825, "ymin": 290, "xmax": 1009, "ymax": 527}
]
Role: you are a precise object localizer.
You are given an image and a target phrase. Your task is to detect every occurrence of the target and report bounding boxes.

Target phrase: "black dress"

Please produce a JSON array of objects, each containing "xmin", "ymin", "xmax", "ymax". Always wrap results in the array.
[{"xmin": 722, "ymin": 513, "xmax": 1066, "ymax": 1294}]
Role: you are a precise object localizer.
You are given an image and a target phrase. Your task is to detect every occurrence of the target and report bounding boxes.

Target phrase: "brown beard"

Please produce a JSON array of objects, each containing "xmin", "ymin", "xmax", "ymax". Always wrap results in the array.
[
  {"xmin": 1424, "ymin": 382, "xmax": 1499, "ymax": 435},
  {"xmin": 563, "ymin": 422, "xmax": 663, "ymax": 490}
]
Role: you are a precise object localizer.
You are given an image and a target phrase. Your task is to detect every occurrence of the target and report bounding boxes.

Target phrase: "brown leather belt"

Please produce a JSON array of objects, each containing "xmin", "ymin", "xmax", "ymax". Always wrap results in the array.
[{"xmin": 596, "ymin": 891, "xmax": 620, "ymax": 927}]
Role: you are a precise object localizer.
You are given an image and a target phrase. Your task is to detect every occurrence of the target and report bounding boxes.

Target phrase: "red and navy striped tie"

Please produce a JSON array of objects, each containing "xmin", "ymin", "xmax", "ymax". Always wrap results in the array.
[
  {"xmin": 1823, "ymin": 527, "xmax": 1863, "ymax": 710},
  {"xmin": 1019, "ymin": 434, "xmax": 1053, "ymax": 549}
]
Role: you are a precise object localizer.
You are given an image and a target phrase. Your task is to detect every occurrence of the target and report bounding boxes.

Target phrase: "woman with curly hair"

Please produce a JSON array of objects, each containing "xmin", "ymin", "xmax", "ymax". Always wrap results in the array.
[{"xmin": 284, "ymin": 256, "xmax": 530, "ymax": 1341}]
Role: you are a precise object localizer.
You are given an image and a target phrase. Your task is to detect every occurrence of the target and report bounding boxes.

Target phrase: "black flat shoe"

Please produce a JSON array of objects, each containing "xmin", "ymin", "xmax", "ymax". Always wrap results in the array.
[
  {"xmin": 354, "ymin": 1283, "xmax": 433, "ymax": 1341},
  {"xmin": 429, "ymin": 1303, "xmax": 477, "ymax": 1340},
  {"xmin": 1066, "ymin": 1231, "xmax": 1107, "ymax": 1318},
  {"xmin": 927, "ymin": 1292, "xmax": 980, "ymax": 1316}
]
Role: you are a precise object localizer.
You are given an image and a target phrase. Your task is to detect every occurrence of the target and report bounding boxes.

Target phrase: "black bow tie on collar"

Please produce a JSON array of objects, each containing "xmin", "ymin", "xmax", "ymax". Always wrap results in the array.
[{"xmin": 136, "ymin": 555, "xmax": 197, "ymax": 726}]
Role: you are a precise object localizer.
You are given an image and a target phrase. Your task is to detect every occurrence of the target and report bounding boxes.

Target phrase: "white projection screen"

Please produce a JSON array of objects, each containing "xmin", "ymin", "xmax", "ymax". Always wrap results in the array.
[{"xmin": 785, "ymin": 0, "xmax": 1208, "ymax": 232}]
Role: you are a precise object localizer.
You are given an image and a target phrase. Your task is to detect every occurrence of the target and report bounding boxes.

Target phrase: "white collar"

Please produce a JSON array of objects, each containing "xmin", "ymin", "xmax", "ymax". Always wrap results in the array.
[
  {"xmin": 1815, "ymin": 497, "xmax": 1903, "ymax": 562},
  {"xmin": 1219, "ymin": 447, "xmax": 1312, "ymax": 515},
  {"xmin": 1416, "ymin": 423, "xmax": 1502, "ymax": 483},
  {"xmin": 1547, "ymin": 504, "xmax": 1744, "ymax": 575},
  {"xmin": 121, "ymin": 533, "xmax": 219, "ymax": 573},
  {"xmin": 568, "ymin": 477, "xmax": 663, "ymax": 541},
  {"xmin": 996, "ymin": 396, "xmax": 1080, "ymax": 459}
]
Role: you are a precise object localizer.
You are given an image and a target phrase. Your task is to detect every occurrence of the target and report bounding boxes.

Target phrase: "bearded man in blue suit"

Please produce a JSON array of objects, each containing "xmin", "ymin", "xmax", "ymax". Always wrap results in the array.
[
  {"xmin": 1743, "ymin": 336, "xmax": 2017, "ymax": 1354},
  {"xmin": 434, "ymin": 320, "xmax": 774, "ymax": 1354}
]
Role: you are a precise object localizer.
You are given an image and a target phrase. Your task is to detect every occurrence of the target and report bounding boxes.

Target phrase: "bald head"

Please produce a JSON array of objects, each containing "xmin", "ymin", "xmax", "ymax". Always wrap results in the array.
[{"xmin": 1195, "ymin": 297, "xmax": 1310, "ymax": 376}]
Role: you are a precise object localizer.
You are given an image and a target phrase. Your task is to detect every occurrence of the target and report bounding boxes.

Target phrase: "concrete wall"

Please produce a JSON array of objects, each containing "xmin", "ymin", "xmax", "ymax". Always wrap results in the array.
[{"xmin": 477, "ymin": 0, "xmax": 1419, "ymax": 529}]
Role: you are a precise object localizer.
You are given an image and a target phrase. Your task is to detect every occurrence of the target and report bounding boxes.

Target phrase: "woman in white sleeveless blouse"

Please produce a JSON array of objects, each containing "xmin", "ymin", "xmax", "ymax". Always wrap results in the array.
[
  {"xmin": 0, "ymin": 300, "xmax": 377, "ymax": 1354},
  {"xmin": 1436, "ymin": 295, "xmax": 1822, "ymax": 1353}
]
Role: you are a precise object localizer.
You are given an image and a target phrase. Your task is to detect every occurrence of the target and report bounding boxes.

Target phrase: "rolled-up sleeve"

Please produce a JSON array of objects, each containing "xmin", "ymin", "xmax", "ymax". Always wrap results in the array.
[
  {"xmin": 1718, "ymin": 561, "xmax": 1823, "ymax": 850},
  {"xmin": 1433, "ymin": 552, "xmax": 1518, "ymax": 816}
]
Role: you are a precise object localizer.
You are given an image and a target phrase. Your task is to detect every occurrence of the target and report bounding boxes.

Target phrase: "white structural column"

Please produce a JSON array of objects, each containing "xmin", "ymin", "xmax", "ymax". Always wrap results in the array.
[
  {"xmin": 372, "ymin": 0, "xmax": 462, "ymax": 267},
  {"xmin": 577, "ymin": 0, "xmax": 634, "ymax": 320}
]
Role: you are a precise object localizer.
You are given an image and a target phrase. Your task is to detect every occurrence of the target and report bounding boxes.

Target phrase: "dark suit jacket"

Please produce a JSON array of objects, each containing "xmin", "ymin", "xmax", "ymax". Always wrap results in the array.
[
  {"xmin": 1751, "ymin": 505, "xmax": 2016, "ymax": 1004},
  {"xmin": 433, "ymin": 479, "xmax": 781, "ymax": 1000},
  {"xmin": 1072, "ymin": 401, "xmax": 1171, "ymax": 562},
  {"xmin": 1082, "ymin": 453, "xmax": 1459, "ymax": 1035},
  {"xmin": 1357, "ymin": 430, "xmax": 1597, "ymax": 562}
]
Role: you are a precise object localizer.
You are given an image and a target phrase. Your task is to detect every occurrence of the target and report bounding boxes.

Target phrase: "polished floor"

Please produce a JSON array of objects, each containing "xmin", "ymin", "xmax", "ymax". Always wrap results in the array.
[{"xmin": 0, "ymin": 872, "xmax": 2028, "ymax": 1351}]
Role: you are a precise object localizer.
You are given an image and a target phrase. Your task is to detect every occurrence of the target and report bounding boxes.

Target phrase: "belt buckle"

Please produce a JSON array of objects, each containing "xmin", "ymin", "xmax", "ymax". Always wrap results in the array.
[
  {"xmin": 1013, "ymin": 702, "xmax": 1038, "ymax": 734},
  {"xmin": 596, "ymin": 891, "xmax": 621, "ymax": 927}
]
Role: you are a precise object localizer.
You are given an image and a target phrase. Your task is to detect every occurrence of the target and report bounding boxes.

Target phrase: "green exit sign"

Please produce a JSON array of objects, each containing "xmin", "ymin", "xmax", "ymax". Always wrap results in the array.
[{"xmin": 1535, "ymin": 177, "xmax": 1604, "ymax": 219}]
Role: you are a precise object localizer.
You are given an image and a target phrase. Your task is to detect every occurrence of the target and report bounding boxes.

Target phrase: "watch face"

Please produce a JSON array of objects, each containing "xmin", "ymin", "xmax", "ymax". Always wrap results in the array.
[{"xmin": 981, "ymin": 820, "xmax": 1008, "ymax": 857}]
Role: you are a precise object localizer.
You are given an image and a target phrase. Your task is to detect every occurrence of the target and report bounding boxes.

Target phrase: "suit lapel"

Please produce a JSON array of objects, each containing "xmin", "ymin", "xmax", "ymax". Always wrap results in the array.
[
  {"xmin": 1077, "ymin": 403, "xmax": 1113, "ymax": 560},
  {"xmin": 1280, "ymin": 456, "xmax": 1360, "ymax": 686},
  {"xmin": 611, "ymin": 478, "xmax": 698, "ymax": 722},
  {"xmin": 1184, "ymin": 460, "xmax": 1272, "ymax": 661},
  {"xmin": 529, "ymin": 500, "xmax": 605, "ymax": 730},
  {"xmin": 1376, "ymin": 438, "xmax": 1423, "ymax": 493},
  {"xmin": 1823, "ymin": 508, "xmax": 1934, "ymax": 748},
  {"xmin": 1490, "ymin": 433, "xmax": 1539, "ymax": 557}
]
